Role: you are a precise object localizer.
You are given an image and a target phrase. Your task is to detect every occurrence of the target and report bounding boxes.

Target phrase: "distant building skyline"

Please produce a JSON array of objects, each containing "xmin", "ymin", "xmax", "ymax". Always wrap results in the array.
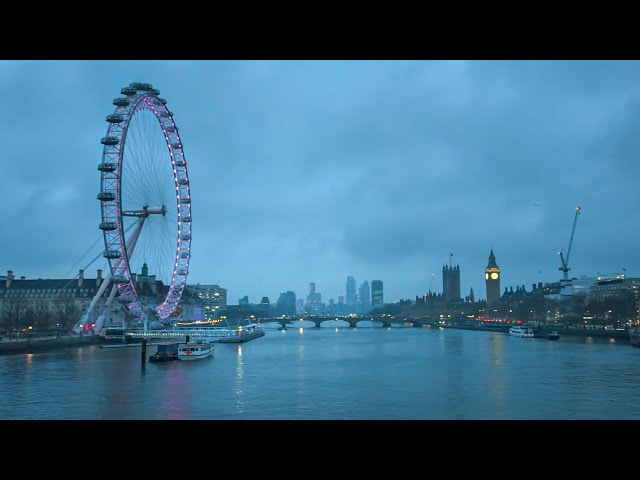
[
  {"xmin": 2, "ymin": 264, "xmax": 637, "ymax": 334},
  {"xmin": 5, "ymin": 250, "xmax": 636, "ymax": 323}
]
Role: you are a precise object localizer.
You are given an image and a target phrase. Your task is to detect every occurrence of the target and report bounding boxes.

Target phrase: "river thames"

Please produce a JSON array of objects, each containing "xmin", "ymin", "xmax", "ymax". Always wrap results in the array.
[{"xmin": 1, "ymin": 322, "xmax": 639, "ymax": 420}]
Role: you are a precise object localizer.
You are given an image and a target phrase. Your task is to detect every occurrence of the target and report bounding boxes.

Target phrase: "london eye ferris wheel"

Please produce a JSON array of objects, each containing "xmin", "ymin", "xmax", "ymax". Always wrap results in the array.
[{"xmin": 75, "ymin": 82, "xmax": 192, "ymax": 332}]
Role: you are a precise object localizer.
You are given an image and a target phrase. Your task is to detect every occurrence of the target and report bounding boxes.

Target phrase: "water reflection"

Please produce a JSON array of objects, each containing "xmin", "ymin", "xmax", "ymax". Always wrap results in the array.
[
  {"xmin": 322, "ymin": 320, "xmax": 349, "ymax": 328},
  {"xmin": 101, "ymin": 348, "xmax": 143, "ymax": 419},
  {"xmin": 444, "ymin": 335, "xmax": 463, "ymax": 355},
  {"xmin": 296, "ymin": 342, "xmax": 309, "ymax": 417},
  {"xmin": 487, "ymin": 372, "xmax": 509, "ymax": 418},
  {"xmin": 441, "ymin": 334, "xmax": 468, "ymax": 418},
  {"xmin": 355, "ymin": 320, "xmax": 383, "ymax": 328},
  {"xmin": 489, "ymin": 334, "xmax": 504, "ymax": 366},
  {"xmin": 235, "ymin": 345, "xmax": 245, "ymax": 415},
  {"xmin": 162, "ymin": 365, "xmax": 191, "ymax": 420}
]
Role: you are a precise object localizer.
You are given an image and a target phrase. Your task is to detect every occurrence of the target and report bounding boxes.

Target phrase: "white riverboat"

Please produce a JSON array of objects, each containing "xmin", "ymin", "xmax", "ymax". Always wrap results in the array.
[
  {"xmin": 178, "ymin": 341, "xmax": 215, "ymax": 360},
  {"xmin": 508, "ymin": 326, "xmax": 535, "ymax": 338}
]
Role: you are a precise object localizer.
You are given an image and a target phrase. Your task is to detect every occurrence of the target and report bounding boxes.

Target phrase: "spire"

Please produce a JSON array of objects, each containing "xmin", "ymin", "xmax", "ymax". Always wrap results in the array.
[{"xmin": 487, "ymin": 248, "xmax": 499, "ymax": 269}]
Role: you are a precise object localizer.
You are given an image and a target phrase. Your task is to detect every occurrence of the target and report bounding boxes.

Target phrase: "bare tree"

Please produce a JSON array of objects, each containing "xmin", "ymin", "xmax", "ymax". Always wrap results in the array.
[
  {"xmin": 1, "ymin": 297, "xmax": 28, "ymax": 339},
  {"xmin": 32, "ymin": 303, "xmax": 55, "ymax": 331},
  {"xmin": 53, "ymin": 298, "xmax": 85, "ymax": 331}
]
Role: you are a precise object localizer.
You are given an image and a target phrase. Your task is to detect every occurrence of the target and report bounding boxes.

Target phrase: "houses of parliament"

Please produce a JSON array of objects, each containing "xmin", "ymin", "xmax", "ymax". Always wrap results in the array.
[
  {"xmin": 415, "ymin": 248, "xmax": 501, "ymax": 307},
  {"xmin": 402, "ymin": 246, "xmax": 640, "ymax": 325}
]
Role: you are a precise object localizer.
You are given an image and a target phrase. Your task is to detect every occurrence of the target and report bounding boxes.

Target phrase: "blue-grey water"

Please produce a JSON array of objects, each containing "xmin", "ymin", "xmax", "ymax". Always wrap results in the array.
[{"xmin": 1, "ymin": 322, "xmax": 639, "ymax": 420}]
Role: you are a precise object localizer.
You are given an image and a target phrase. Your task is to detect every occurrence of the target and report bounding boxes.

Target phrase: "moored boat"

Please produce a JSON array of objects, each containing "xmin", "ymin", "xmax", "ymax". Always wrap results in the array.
[
  {"xmin": 219, "ymin": 323, "xmax": 265, "ymax": 343},
  {"xmin": 178, "ymin": 342, "xmax": 215, "ymax": 360},
  {"xmin": 149, "ymin": 342, "xmax": 179, "ymax": 362},
  {"xmin": 547, "ymin": 331, "xmax": 560, "ymax": 341},
  {"xmin": 508, "ymin": 326, "xmax": 535, "ymax": 338}
]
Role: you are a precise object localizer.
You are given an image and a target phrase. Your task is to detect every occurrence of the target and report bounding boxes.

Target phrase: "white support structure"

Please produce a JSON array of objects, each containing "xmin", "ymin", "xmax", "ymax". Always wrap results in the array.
[{"xmin": 72, "ymin": 217, "xmax": 146, "ymax": 334}]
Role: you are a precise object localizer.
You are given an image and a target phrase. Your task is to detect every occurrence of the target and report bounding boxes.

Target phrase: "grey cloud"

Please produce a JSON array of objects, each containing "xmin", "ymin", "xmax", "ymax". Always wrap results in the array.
[{"xmin": 2, "ymin": 60, "xmax": 640, "ymax": 303}]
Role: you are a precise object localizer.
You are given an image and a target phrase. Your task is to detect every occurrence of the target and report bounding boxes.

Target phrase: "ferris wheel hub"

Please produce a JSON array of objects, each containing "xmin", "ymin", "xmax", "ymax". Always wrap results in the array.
[{"xmin": 122, "ymin": 206, "xmax": 167, "ymax": 218}]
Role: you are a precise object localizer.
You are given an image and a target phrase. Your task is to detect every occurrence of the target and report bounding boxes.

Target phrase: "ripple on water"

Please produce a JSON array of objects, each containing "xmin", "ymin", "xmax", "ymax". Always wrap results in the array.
[{"xmin": 1, "ymin": 329, "xmax": 639, "ymax": 419}]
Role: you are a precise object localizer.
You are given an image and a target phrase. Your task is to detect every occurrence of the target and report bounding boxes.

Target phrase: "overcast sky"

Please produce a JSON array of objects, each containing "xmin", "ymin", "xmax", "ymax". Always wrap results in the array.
[{"xmin": 2, "ymin": 60, "xmax": 639, "ymax": 305}]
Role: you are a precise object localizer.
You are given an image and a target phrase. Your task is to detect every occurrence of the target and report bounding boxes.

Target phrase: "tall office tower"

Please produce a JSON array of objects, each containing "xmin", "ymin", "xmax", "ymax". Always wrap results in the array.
[
  {"xmin": 442, "ymin": 264, "xmax": 461, "ymax": 302},
  {"xmin": 238, "ymin": 295, "xmax": 249, "ymax": 306},
  {"xmin": 371, "ymin": 280, "xmax": 383, "ymax": 306},
  {"xmin": 305, "ymin": 282, "xmax": 323, "ymax": 315},
  {"xmin": 346, "ymin": 276, "xmax": 357, "ymax": 307},
  {"xmin": 276, "ymin": 291, "xmax": 297, "ymax": 316},
  {"xmin": 296, "ymin": 298, "xmax": 304, "ymax": 315},
  {"xmin": 358, "ymin": 280, "xmax": 371, "ymax": 313},
  {"xmin": 307, "ymin": 282, "xmax": 321, "ymax": 303},
  {"xmin": 485, "ymin": 248, "xmax": 501, "ymax": 305}
]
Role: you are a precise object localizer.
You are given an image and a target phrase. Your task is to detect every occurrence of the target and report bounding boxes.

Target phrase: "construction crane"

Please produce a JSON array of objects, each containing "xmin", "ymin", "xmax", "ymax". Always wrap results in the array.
[{"xmin": 557, "ymin": 206, "xmax": 581, "ymax": 281}]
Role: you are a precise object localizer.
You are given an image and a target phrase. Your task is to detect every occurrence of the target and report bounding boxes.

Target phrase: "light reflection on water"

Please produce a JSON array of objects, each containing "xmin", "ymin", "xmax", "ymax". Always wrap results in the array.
[
  {"xmin": 1, "ymin": 328, "xmax": 640, "ymax": 420},
  {"xmin": 234, "ymin": 345, "xmax": 245, "ymax": 415}
]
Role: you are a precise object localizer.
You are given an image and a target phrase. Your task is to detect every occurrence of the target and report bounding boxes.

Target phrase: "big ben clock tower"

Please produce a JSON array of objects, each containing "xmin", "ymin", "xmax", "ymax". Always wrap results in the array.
[{"xmin": 485, "ymin": 248, "xmax": 500, "ymax": 305}]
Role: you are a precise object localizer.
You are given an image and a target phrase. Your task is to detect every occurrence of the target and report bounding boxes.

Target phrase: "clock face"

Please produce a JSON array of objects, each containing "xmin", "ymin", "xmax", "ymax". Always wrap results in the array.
[
  {"xmin": 491, "ymin": 272, "xmax": 499, "ymax": 280},
  {"xmin": 485, "ymin": 273, "xmax": 489, "ymax": 280}
]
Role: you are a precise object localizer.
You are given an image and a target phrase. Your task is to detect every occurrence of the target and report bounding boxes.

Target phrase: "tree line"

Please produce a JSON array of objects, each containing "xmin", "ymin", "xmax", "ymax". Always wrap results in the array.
[{"xmin": 0, "ymin": 298, "xmax": 85, "ymax": 338}]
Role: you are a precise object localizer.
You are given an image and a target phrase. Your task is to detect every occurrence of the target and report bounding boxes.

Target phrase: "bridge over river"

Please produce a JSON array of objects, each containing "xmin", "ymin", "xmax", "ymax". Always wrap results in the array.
[{"xmin": 259, "ymin": 316, "xmax": 436, "ymax": 329}]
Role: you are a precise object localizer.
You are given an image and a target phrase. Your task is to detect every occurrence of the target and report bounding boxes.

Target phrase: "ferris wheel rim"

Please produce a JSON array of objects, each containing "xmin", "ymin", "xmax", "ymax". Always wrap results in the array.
[{"xmin": 97, "ymin": 82, "xmax": 192, "ymax": 321}]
